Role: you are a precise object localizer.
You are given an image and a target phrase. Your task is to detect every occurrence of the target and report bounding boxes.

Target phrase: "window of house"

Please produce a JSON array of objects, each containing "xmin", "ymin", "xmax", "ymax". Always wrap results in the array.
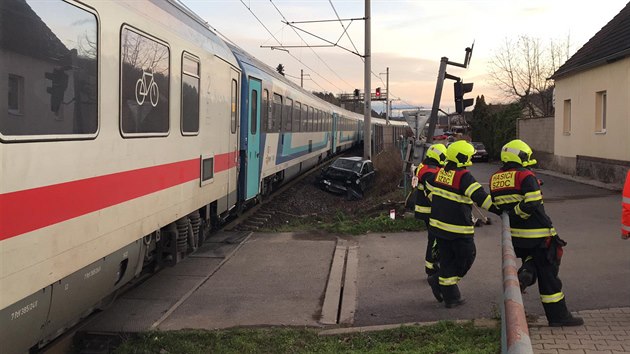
[
  {"xmin": 595, "ymin": 91, "xmax": 607, "ymax": 133},
  {"xmin": 182, "ymin": 54, "xmax": 200, "ymax": 134},
  {"xmin": 563, "ymin": 99, "xmax": 571, "ymax": 134},
  {"xmin": 8, "ymin": 75, "xmax": 23, "ymax": 115},
  {"xmin": 121, "ymin": 27, "xmax": 169, "ymax": 136}
]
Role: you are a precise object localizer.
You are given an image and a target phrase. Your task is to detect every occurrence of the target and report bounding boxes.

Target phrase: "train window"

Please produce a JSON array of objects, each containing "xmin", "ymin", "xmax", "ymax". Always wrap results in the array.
[
  {"xmin": 121, "ymin": 28, "xmax": 169, "ymax": 136},
  {"xmin": 230, "ymin": 79, "xmax": 237, "ymax": 134},
  {"xmin": 318, "ymin": 110, "xmax": 322, "ymax": 132},
  {"xmin": 272, "ymin": 93, "xmax": 282, "ymax": 132},
  {"xmin": 309, "ymin": 107, "xmax": 314, "ymax": 132},
  {"xmin": 283, "ymin": 97, "xmax": 292, "ymax": 132},
  {"xmin": 181, "ymin": 53, "xmax": 200, "ymax": 135},
  {"xmin": 302, "ymin": 104, "xmax": 309, "ymax": 132},
  {"xmin": 250, "ymin": 89, "xmax": 257, "ymax": 134},
  {"xmin": 294, "ymin": 101, "xmax": 301, "ymax": 132},
  {"xmin": 1, "ymin": 0, "xmax": 98, "ymax": 139},
  {"xmin": 263, "ymin": 89, "xmax": 270, "ymax": 132}
]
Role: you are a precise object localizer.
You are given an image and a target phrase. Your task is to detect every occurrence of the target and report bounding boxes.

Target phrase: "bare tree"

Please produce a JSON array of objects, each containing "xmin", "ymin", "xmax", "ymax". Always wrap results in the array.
[{"xmin": 488, "ymin": 35, "xmax": 571, "ymax": 118}]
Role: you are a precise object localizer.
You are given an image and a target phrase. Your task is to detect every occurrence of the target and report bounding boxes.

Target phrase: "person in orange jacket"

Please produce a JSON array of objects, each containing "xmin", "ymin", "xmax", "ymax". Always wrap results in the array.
[{"xmin": 622, "ymin": 170, "xmax": 630, "ymax": 240}]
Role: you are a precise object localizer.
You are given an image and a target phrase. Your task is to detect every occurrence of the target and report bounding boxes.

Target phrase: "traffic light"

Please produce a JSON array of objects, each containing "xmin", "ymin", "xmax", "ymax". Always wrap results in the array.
[
  {"xmin": 354, "ymin": 88, "xmax": 360, "ymax": 97},
  {"xmin": 375, "ymin": 87, "xmax": 381, "ymax": 98},
  {"xmin": 45, "ymin": 68, "xmax": 69, "ymax": 113},
  {"xmin": 454, "ymin": 81, "xmax": 474, "ymax": 114}
]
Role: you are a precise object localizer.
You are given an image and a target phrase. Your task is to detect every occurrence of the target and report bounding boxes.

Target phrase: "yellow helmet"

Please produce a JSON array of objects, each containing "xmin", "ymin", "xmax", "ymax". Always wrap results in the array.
[
  {"xmin": 446, "ymin": 140, "xmax": 475, "ymax": 167},
  {"xmin": 501, "ymin": 139, "xmax": 537, "ymax": 167},
  {"xmin": 426, "ymin": 143, "xmax": 447, "ymax": 166}
]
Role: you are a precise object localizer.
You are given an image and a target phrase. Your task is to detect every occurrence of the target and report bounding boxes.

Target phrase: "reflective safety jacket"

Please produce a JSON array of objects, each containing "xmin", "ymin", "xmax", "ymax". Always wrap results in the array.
[
  {"xmin": 622, "ymin": 170, "xmax": 630, "ymax": 237},
  {"xmin": 414, "ymin": 160, "xmax": 440, "ymax": 221},
  {"xmin": 489, "ymin": 163, "xmax": 556, "ymax": 248},
  {"xmin": 426, "ymin": 165, "xmax": 494, "ymax": 240}
]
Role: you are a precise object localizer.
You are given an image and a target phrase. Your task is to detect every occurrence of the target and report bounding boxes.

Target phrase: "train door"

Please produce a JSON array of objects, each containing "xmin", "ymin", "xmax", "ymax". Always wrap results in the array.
[
  {"xmin": 229, "ymin": 69, "xmax": 240, "ymax": 207},
  {"xmin": 246, "ymin": 77, "xmax": 261, "ymax": 200}
]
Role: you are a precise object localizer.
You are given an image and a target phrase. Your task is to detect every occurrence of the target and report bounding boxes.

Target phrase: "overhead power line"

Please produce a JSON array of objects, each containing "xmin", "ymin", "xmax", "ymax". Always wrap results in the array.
[
  {"xmin": 239, "ymin": 0, "xmax": 345, "ymax": 93},
  {"xmin": 238, "ymin": 1, "xmax": 417, "ymax": 106},
  {"xmin": 269, "ymin": 0, "xmax": 354, "ymax": 91}
]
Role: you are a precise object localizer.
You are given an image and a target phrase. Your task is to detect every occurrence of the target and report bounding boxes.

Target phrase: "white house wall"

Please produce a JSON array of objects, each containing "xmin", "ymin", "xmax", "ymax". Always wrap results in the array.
[{"xmin": 553, "ymin": 57, "xmax": 630, "ymax": 175}]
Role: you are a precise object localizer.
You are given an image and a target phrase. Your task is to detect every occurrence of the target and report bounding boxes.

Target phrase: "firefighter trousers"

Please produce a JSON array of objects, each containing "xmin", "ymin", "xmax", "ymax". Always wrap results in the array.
[
  {"xmin": 437, "ymin": 237, "xmax": 476, "ymax": 302},
  {"xmin": 422, "ymin": 218, "xmax": 439, "ymax": 275},
  {"xmin": 515, "ymin": 244, "xmax": 573, "ymax": 322}
]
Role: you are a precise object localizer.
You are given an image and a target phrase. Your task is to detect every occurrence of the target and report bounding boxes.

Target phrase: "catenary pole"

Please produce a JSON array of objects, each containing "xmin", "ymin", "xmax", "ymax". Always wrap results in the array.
[
  {"xmin": 385, "ymin": 66, "xmax": 389, "ymax": 125},
  {"xmin": 363, "ymin": 0, "xmax": 371, "ymax": 159}
]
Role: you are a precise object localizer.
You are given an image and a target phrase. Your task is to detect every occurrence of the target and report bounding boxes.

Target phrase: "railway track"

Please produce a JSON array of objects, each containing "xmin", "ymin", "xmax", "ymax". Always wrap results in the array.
[{"xmin": 224, "ymin": 157, "xmax": 338, "ymax": 233}]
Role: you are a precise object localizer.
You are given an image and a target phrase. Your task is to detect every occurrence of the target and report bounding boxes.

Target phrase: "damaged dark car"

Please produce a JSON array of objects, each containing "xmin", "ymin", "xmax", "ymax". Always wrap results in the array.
[{"xmin": 317, "ymin": 157, "xmax": 376, "ymax": 199}]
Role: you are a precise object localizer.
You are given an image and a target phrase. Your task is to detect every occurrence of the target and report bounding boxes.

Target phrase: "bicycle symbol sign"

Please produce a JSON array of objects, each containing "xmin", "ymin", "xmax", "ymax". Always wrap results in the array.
[{"xmin": 135, "ymin": 70, "xmax": 159, "ymax": 107}]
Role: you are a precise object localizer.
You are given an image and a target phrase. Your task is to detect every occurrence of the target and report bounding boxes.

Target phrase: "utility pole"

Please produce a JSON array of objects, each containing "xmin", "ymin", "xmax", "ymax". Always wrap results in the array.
[
  {"xmin": 301, "ymin": 69, "xmax": 303, "ymax": 88},
  {"xmin": 363, "ymin": 0, "xmax": 371, "ymax": 160},
  {"xmin": 385, "ymin": 66, "xmax": 389, "ymax": 125}
]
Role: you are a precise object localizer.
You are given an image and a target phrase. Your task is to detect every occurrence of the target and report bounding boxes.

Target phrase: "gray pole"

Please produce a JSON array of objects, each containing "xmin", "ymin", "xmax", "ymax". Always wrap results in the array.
[
  {"xmin": 385, "ymin": 66, "xmax": 389, "ymax": 125},
  {"xmin": 301, "ymin": 69, "xmax": 303, "ymax": 88},
  {"xmin": 426, "ymin": 57, "xmax": 448, "ymax": 144},
  {"xmin": 363, "ymin": 0, "xmax": 371, "ymax": 159}
]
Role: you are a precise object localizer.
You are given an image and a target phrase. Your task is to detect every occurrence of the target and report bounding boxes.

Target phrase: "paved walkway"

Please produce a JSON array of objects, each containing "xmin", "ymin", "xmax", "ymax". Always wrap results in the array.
[{"xmin": 529, "ymin": 308, "xmax": 630, "ymax": 353}]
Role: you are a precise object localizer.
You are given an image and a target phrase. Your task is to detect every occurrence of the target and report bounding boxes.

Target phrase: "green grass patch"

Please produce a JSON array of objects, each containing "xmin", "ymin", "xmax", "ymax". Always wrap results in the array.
[
  {"xmin": 261, "ymin": 212, "xmax": 426, "ymax": 235},
  {"xmin": 113, "ymin": 321, "xmax": 499, "ymax": 354}
]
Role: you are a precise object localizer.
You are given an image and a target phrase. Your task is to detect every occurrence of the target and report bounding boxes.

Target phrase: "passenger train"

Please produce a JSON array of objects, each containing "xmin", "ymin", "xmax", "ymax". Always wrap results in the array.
[{"xmin": 0, "ymin": 0, "xmax": 408, "ymax": 352}]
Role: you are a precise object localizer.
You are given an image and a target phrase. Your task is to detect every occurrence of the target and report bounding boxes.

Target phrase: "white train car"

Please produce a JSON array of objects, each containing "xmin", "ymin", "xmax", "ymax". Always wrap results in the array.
[
  {"xmin": 330, "ymin": 105, "xmax": 363, "ymax": 154},
  {"xmin": 0, "ymin": 0, "xmax": 241, "ymax": 352}
]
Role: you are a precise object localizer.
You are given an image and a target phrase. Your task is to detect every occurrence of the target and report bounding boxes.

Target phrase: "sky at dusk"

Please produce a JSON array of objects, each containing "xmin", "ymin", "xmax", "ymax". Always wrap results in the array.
[{"xmin": 182, "ymin": 0, "xmax": 629, "ymax": 113}]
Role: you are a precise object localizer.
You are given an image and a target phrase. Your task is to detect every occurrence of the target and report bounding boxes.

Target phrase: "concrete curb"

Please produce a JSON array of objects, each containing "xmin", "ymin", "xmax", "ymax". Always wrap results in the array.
[
  {"xmin": 318, "ymin": 318, "xmax": 499, "ymax": 336},
  {"xmin": 320, "ymin": 239, "xmax": 348, "ymax": 325}
]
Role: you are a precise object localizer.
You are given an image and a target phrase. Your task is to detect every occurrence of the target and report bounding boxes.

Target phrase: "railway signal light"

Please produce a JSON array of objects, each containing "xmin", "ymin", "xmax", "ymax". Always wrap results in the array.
[
  {"xmin": 45, "ymin": 68, "xmax": 68, "ymax": 113},
  {"xmin": 375, "ymin": 87, "xmax": 381, "ymax": 98},
  {"xmin": 454, "ymin": 81, "xmax": 474, "ymax": 114}
]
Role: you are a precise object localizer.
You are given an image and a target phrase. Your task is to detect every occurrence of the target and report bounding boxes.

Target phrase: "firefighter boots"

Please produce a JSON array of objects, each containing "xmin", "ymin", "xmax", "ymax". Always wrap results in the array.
[
  {"xmin": 427, "ymin": 274, "xmax": 443, "ymax": 302},
  {"xmin": 544, "ymin": 299, "xmax": 584, "ymax": 327},
  {"xmin": 517, "ymin": 267, "xmax": 536, "ymax": 293},
  {"xmin": 441, "ymin": 284, "xmax": 466, "ymax": 308}
]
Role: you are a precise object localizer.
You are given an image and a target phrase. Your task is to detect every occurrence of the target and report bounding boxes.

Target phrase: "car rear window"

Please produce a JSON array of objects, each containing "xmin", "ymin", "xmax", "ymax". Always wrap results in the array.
[{"xmin": 332, "ymin": 159, "xmax": 362, "ymax": 172}]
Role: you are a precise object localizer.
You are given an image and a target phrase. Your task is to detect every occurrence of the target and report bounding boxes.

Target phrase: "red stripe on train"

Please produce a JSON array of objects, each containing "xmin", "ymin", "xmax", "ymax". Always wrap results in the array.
[{"xmin": 0, "ymin": 152, "xmax": 238, "ymax": 241}]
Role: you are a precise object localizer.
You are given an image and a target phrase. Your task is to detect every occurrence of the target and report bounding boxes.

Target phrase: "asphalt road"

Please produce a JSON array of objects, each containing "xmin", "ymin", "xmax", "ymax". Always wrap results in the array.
[{"xmin": 354, "ymin": 161, "xmax": 629, "ymax": 326}]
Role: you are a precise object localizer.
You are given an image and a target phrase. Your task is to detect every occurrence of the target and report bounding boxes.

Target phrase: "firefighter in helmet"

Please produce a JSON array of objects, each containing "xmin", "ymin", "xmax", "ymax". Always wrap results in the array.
[
  {"xmin": 489, "ymin": 139, "xmax": 583, "ymax": 327},
  {"xmin": 426, "ymin": 140, "xmax": 501, "ymax": 307},
  {"xmin": 412, "ymin": 143, "xmax": 447, "ymax": 281}
]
